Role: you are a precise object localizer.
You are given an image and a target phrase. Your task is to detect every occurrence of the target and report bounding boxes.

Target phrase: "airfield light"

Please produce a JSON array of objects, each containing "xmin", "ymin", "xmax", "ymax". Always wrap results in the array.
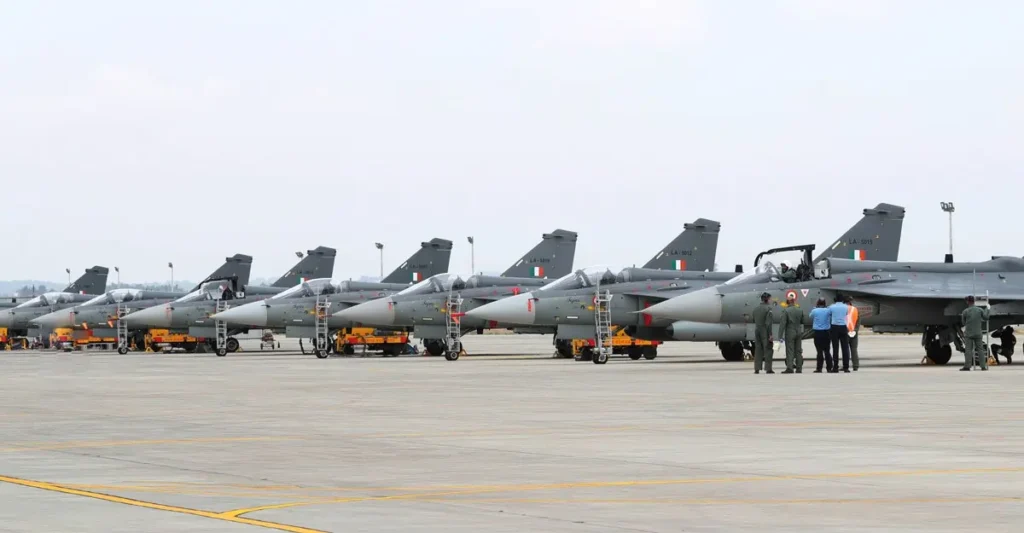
[
  {"xmin": 168, "ymin": 262, "xmax": 174, "ymax": 291},
  {"xmin": 940, "ymin": 202, "xmax": 955, "ymax": 257},
  {"xmin": 114, "ymin": 266, "xmax": 120, "ymax": 287},
  {"xmin": 65, "ymin": 268, "xmax": 71, "ymax": 287},
  {"xmin": 467, "ymin": 236, "xmax": 475, "ymax": 274},
  {"xmin": 374, "ymin": 243, "xmax": 384, "ymax": 279},
  {"xmin": 295, "ymin": 251, "xmax": 304, "ymax": 258}
]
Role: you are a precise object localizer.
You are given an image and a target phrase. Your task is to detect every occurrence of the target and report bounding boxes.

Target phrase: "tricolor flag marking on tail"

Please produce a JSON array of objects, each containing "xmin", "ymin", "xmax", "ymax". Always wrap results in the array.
[
  {"xmin": 852, "ymin": 250, "xmax": 866, "ymax": 261},
  {"xmin": 412, "ymin": 272, "xmax": 422, "ymax": 282},
  {"xmin": 674, "ymin": 259, "xmax": 687, "ymax": 270},
  {"xmin": 299, "ymin": 277, "xmax": 308, "ymax": 284},
  {"xmin": 532, "ymin": 266, "xmax": 544, "ymax": 277}
]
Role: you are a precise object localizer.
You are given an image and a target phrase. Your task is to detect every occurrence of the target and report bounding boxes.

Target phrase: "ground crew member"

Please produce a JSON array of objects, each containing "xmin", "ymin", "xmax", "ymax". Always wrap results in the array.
[
  {"xmin": 809, "ymin": 297, "xmax": 833, "ymax": 372},
  {"xmin": 829, "ymin": 295, "xmax": 851, "ymax": 373},
  {"xmin": 778, "ymin": 292, "xmax": 804, "ymax": 373},
  {"xmin": 779, "ymin": 263, "xmax": 798, "ymax": 283},
  {"xmin": 845, "ymin": 295, "xmax": 860, "ymax": 371},
  {"xmin": 990, "ymin": 326, "xmax": 1016, "ymax": 364},
  {"xmin": 752, "ymin": 292, "xmax": 775, "ymax": 374},
  {"xmin": 961, "ymin": 296, "xmax": 990, "ymax": 371}
]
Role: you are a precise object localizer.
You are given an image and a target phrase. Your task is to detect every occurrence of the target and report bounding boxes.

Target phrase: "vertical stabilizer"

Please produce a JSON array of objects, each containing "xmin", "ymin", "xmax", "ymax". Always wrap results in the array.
[
  {"xmin": 64, "ymin": 266, "xmax": 109, "ymax": 295},
  {"xmin": 272, "ymin": 246, "xmax": 337, "ymax": 287},
  {"xmin": 191, "ymin": 254, "xmax": 254, "ymax": 291},
  {"xmin": 642, "ymin": 218, "xmax": 720, "ymax": 272},
  {"xmin": 382, "ymin": 238, "xmax": 454, "ymax": 284},
  {"xmin": 501, "ymin": 229, "xmax": 578, "ymax": 279},
  {"xmin": 814, "ymin": 203, "xmax": 905, "ymax": 263}
]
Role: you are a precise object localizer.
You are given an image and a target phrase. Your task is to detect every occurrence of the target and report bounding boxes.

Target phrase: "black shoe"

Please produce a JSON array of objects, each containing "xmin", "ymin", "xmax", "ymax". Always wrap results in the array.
[
  {"xmin": 1006, "ymin": 356, "xmax": 1012, "ymax": 364},
  {"xmin": 781, "ymin": 369, "xmax": 794, "ymax": 374},
  {"xmin": 960, "ymin": 367, "xmax": 971, "ymax": 371},
  {"xmin": 796, "ymin": 369, "xmax": 803, "ymax": 374},
  {"xmin": 853, "ymin": 367, "xmax": 859, "ymax": 372},
  {"xmin": 981, "ymin": 368, "xmax": 989, "ymax": 371},
  {"xmin": 813, "ymin": 369, "xmax": 822, "ymax": 373},
  {"xmin": 843, "ymin": 369, "xmax": 851, "ymax": 373},
  {"xmin": 766, "ymin": 370, "xmax": 775, "ymax": 374},
  {"xmin": 755, "ymin": 370, "xmax": 760, "ymax": 374}
]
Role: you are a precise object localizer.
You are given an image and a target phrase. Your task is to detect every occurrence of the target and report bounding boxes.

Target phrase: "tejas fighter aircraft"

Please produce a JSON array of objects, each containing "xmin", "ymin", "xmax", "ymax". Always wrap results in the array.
[
  {"xmin": 85, "ymin": 247, "xmax": 336, "ymax": 354},
  {"xmin": 469, "ymin": 204, "xmax": 905, "ymax": 362},
  {"xmin": 332, "ymin": 229, "xmax": 578, "ymax": 357},
  {"xmin": 463, "ymin": 219, "xmax": 729, "ymax": 360},
  {"xmin": 0, "ymin": 266, "xmax": 109, "ymax": 346},
  {"xmin": 642, "ymin": 253, "xmax": 1024, "ymax": 366},
  {"xmin": 31, "ymin": 254, "xmax": 253, "ymax": 352},
  {"xmin": 211, "ymin": 238, "xmax": 453, "ymax": 355}
]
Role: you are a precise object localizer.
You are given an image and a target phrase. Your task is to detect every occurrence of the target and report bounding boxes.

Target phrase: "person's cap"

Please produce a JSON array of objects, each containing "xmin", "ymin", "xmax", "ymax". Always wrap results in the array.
[
  {"xmin": 760, "ymin": 292, "xmax": 771, "ymax": 301},
  {"xmin": 966, "ymin": 295, "xmax": 975, "ymax": 303},
  {"xmin": 780, "ymin": 262, "xmax": 789, "ymax": 268}
]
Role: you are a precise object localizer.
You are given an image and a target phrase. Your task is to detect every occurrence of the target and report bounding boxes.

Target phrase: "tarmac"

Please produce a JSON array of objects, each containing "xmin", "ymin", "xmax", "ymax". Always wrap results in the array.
[{"xmin": 1, "ymin": 334, "xmax": 1022, "ymax": 532}]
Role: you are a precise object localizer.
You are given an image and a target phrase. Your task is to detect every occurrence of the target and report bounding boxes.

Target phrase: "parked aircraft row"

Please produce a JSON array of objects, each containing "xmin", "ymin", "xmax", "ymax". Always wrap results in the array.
[{"xmin": 5, "ymin": 201, "xmax": 1015, "ymax": 366}]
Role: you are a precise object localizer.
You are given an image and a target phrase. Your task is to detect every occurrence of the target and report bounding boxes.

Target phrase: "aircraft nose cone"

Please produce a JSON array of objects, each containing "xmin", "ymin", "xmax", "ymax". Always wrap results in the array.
[
  {"xmin": 31, "ymin": 309, "xmax": 75, "ymax": 329},
  {"xmin": 332, "ymin": 297, "xmax": 395, "ymax": 326},
  {"xmin": 643, "ymin": 287, "xmax": 723, "ymax": 323},
  {"xmin": 212, "ymin": 301, "xmax": 268, "ymax": 327},
  {"xmin": 465, "ymin": 293, "xmax": 536, "ymax": 325},
  {"xmin": 123, "ymin": 304, "xmax": 171, "ymax": 328}
]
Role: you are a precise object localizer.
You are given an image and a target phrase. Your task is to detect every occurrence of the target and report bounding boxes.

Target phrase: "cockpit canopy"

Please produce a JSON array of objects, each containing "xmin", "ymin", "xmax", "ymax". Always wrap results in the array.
[
  {"xmin": 268, "ymin": 278, "xmax": 339, "ymax": 300},
  {"xmin": 82, "ymin": 288, "xmax": 144, "ymax": 307},
  {"xmin": 537, "ymin": 266, "xmax": 617, "ymax": 292},
  {"xmin": 724, "ymin": 261, "xmax": 780, "ymax": 286},
  {"xmin": 396, "ymin": 273, "xmax": 464, "ymax": 297},
  {"xmin": 13, "ymin": 292, "xmax": 77, "ymax": 309},
  {"xmin": 174, "ymin": 281, "xmax": 232, "ymax": 303}
]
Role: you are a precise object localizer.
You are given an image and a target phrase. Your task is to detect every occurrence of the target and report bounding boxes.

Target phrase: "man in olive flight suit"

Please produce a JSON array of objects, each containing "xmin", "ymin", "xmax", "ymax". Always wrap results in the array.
[
  {"xmin": 778, "ymin": 292, "xmax": 804, "ymax": 373},
  {"xmin": 753, "ymin": 292, "xmax": 775, "ymax": 374},
  {"xmin": 779, "ymin": 263, "xmax": 798, "ymax": 284},
  {"xmin": 961, "ymin": 295, "xmax": 990, "ymax": 371}
]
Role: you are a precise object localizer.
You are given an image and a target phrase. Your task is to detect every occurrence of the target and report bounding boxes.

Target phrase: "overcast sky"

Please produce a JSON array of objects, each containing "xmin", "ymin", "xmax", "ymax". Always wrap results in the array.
[{"xmin": 2, "ymin": 1, "xmax": 1021, "ymax": 283}]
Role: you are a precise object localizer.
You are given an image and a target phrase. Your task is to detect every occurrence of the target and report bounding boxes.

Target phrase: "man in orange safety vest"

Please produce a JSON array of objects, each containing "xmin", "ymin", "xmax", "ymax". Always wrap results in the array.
[{"xmin": 846, "ymin": 295, "xmax": 860, "ymax": 371}]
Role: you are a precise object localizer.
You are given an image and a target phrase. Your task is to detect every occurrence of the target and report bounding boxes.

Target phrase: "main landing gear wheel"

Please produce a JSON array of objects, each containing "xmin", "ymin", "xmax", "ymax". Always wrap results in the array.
[
  {"xmin": 593, "ymin": 350, "xmax": 609, "ymax": 364},
  {"xmin": 424, "ymin": 340, "xmax": 445, "ymax": 357},
  {"xmin": 642, "ymin": 346, "xmax": 658, "ymax": 360},
  {"xmin": 226, "ymin": 337, "xmax": 240, "ymax": 353},
  {"xmin": 314, "ymin": 348, "xmax": 329, "ymax": 359},
  {"xmin": 627, "ymin": 346, "xmax": 643, "ymax": 360},
  {"xmin": 117, "ymin": 346, "xmax": 128, "ymax": 355},
  {"xmin": 555, "ymin": 339, "xmax": 574, "ymax": 359},
  {"xmin": 576, "ymin": 346, "xmax": 594, "ymax": 362},
  {"xmin": 719, "ymin": 342, "xmax": 745, "ymax": 362},
  {"xmin": 925, "ymin": 344, "xmax": 952, "ymax": 365}
]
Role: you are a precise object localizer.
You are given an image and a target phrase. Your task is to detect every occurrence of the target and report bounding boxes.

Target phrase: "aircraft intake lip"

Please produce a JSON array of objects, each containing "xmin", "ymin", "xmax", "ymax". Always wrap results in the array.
[
  {"xmin": 121, "ymin": 304, "xmax": 171, "ymax": 328},
  {"xmin": 642, "ymin": 287, "xmax": 723, "ymax": 323},
  {"xmin": 331, "ymin": 297, "xmax": 396, "ymax": 326},
  {"xmin": 211, "ymin": 301, "xmax": 268, "ymax": 327},
  {"xmin": 464, "ymin": 292, "xmax": 536, "ymax": 325}
]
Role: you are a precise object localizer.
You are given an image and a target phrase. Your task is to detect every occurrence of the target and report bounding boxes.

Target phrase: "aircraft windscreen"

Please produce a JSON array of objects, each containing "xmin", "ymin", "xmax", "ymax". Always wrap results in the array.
[
  {"xmin": 269, "ymin": 278, "xmax": 333, "ymax": 300},
  {"xmin": 82, "ymin": 288, "xmax": 143, "ymax": 307},
  {"xmin": 174, "ymin": 281, "xmax": 227, "ymax": 303},
  {"xmin": 724, "ymin": 262, "xmax": 779, "ymax": 286},
  {"xmin": 538, "ymin": 266, "xmax": 614, "ymax": 292},
  {"xmin": 397, "ymin": 273, "xmax": 461, "ymax": 296},
  {"xmin": 13, "ymin": 292, "xmax": 74, "ymax": 309}
]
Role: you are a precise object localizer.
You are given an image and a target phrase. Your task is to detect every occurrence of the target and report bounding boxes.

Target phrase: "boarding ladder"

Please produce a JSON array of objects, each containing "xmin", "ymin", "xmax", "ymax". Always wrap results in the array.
[
  {"xmin": 214, "ymin": 299, "xmax": 230, "ymax": 355},
  {"xmin": 116, "ymin": 303, "xmax": 130, "ymax": 354},
  {"xmin": 313, "ymin": 294, "xmax": 331, "ymax": 357},
  {"xmin": 593, "ymin": 284, "xmax": 613, "ymax": 364},
  {"xmin": 443, "ymin": 287, "xmax": 464, "ymax": 361}
]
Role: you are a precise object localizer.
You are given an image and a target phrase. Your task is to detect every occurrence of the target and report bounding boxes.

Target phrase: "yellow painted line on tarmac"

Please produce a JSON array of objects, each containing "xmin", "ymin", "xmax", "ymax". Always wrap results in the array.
[
  {"xmin": 0, "ymin": 474, "xmax": 325, "ymax": 533},
  {"xmin": 407, "ymin": 495, "xmax": 1024, "ymax": 506},
  {"xmin": 224, "ymin": 466, "xmax": 1024, "ymax": 517},
  {"xmin": 0, "ymin": 436, "xmax": 298, "ymax": 453}
]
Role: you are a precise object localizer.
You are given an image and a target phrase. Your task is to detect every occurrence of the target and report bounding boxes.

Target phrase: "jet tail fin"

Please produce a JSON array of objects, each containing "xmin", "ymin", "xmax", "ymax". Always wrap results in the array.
[
  {"xmin": 64, "ymin": 266, "xmax": 109, "ymax": 295},
  {"xmin": 814, "ymin": 203, "xmax": 905, "ymax": 263},
  {"xmin": 191, "ymin": 254, "xmax": 254, "ymax": 291},
  {"xmin": 271, "ymin": 246, "xmax": 337, "ymax": 287},
  {"xmin": 382, "ymin": 238, "xmax": 454, "ymax": 284},
  {"xmin": 501, "ymin": 229, "xmax": 578, "ymax": 279},
  {"xmin": 642, "ymin": 218, "xmax": 720, "ymax": 272}
]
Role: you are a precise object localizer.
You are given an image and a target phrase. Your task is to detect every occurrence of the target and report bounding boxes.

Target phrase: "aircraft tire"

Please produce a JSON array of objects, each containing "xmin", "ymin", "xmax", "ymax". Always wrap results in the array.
[
  {"xmin": 720, "ymin": 342, "xmax": 745, "ymax": 362},
  {"xmin": 314, "ymin": 348, "xmax": 329, "ymax": 359},
  {"xmin": 576, "ymin": 346, "xmax": 594, "ymax": 362},
  {"xmin": 627, "ymin": 346, "xmax": 643, "ymax": 360},
  {"xmin": 926, "ymin": 344, "xmax": 952, "ymax": 365},
  {"xmin": 226, "ymin": 337, "xmax": 240, "ymax": 353},
  {"xmin": 593, "ymin": 350, "xmax": 608, "ymax": 364},
  {"xmin": 642, "ymin": 346, "xmax": 658, "ymax": 360},
  {"xmin": 444, "ymin": 349, "xmax": 459, "ymax": 361},
  {"xmin": 117, "ymin": 346, "xmax": 129, "ymax": 355},
  {"xmin": 216, "ymin": 348, "xmax": 227, "ymax": 357},
  {"xmin": 554, "ymin": 339, "xmax": 574, "ymax": 358},
  {"xmin": 424, "ymin": 340, "xmax": 444, "ymax": 357}
]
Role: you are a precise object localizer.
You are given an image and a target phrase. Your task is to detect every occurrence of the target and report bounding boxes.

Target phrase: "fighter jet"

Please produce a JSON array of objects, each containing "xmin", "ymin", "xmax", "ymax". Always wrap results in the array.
[
  {"xmin": 117, "ymin": 247, "xmax": 337, "ymax": 352},
  {"xmin": 469, "ymin": 204, "xmax": 905, "ymax": 363},
  {"xmin": 210, "ymin": 238, "xmax": 453, "ymax": 356},
  {"xmin": 31, "ymin": 254, "xmax": 252, "ymax": 353},
  {"xmin": 0, "ymin": 266, "xmax": 109, "ymax": 347},
  {"xmin": 643, "ymin": 250, "xmax": 1024, "ymax": 365},
  {"xmin": 331, "ymin": 229, "xmax": 579, "ymax": 357}
]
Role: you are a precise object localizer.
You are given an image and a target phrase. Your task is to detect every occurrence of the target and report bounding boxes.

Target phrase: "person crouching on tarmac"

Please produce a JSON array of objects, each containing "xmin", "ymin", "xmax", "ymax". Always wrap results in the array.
[
  {"xmin": 753, "ymin": 292, "xmax": 775, "ymax": 374},
  {"xmin": 990, "ymin": 325, "xmax": 1016, "ymax": 365},
  {"xmin": 809, "ymin": 297, "xmax": 833, "ymax": 373},
  {"xmin": 778, "ymin": 292, "xmax": 804, "ymax": 373}
]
